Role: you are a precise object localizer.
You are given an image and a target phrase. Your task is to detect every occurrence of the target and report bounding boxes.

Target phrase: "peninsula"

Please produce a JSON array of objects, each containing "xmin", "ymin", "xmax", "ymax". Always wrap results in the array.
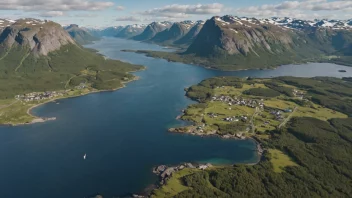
[
  {"xmin": 0, "ymin": 18, "xmax": 144, "ymax": 125},
  {"xmin": 150, "ymin": 76, "xmax": 352, "ymax": 197}
]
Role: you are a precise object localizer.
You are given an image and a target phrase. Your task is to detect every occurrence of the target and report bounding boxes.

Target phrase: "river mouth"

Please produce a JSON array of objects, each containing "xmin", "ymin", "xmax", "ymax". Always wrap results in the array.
[{"xmin": 0, "ymin": 37, "xmax": 351, "ymax": 198}]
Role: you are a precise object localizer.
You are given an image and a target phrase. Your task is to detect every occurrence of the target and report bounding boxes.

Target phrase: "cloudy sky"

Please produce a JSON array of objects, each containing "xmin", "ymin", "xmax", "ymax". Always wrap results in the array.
[{"xmin": 1, "ymin": 0, "xmax": 351, "ymax": 27}]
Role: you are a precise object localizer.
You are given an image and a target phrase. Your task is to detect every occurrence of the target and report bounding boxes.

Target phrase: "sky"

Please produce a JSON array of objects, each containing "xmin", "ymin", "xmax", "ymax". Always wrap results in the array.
[{"xmin": 1, "ymin": 0, "xmax": 352, "ymax": 28}]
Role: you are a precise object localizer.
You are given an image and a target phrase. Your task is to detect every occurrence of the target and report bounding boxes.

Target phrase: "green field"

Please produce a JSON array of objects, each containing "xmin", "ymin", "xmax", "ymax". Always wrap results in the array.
[
  {"xmin": 175, "ymin": 77, "xmax": 351, "ymax": 139},
  {"xmin": 0, "ymin": 43, "xmax": 144, "ymax": 125},
  {"xmin": 152, "ymin": 169, "xmax": 200, "ymax": 198},
  {"xmin": 268, "ymin": 149, "xmax": 298, "ymax": 173},
  {"xmin": 0, "ymin": 88, "xmax": 102, "ymax": 125}
]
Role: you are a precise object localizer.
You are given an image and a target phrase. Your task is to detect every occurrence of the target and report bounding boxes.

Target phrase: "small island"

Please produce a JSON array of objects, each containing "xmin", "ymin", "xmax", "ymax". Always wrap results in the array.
[{"xmin": 149, "ymin": 76, "xmax": 352, "ymax": 198}]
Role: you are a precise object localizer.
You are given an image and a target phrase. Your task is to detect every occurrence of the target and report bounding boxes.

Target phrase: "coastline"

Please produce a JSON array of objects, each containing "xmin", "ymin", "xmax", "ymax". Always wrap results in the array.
[
  {"xmin": 169, "ymin": 125, "xmax": 264, "ymax": 160},
  {"xmin": 3, "ymin": 74, "xmax": 142, "ymax": 127},
  {"xmin": 125, "ymin": 50, "xmax": 317, "ymax": 72},
  {"xmin": 125, "ymin": 49, "xmax": 352, "ymax": 73}
]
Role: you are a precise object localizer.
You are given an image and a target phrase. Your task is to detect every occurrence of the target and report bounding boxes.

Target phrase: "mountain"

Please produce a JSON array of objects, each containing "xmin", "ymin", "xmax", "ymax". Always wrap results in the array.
[
  {"xmin": 149, "ymin": 21, "xmax": 195, "ymax": 45},
  {"xmin": 0, "ymin": 18, "xmax": 142, "ymax": 99},
  {"xmin": 65, "ymin": 24, "xmax": 99, "ymax": 45},
  {"xmin": 115, "ymin": 24, "xmax": 147, "ymax": 38},
  {"xmin": 174, "ymin": 21, "xmax": 204, "ymax": 46},
  {"xmin": 132, "ymin": 21, "xmax": 172, "ymax": 41},
  {"xmin": 0, "ymin": 19, "xmax": 15, "ymax": 34},
  {"xmin": 186, "ymin": 16, "xmax": 311, "ymax": 59},
  {"xmin": 139, "ymin": 15, "xmax": 352, "ymax": 70},
  {"xmin": 0, "ymin": 18, "xmax": 75, "ymax": 56},
  {"xmin": 266, "ymin": 17, "xmax": 352, "ymax": 30},
  {"xmin": 87, "ymin": 26, "xmax": 124, "ymax": 37}
]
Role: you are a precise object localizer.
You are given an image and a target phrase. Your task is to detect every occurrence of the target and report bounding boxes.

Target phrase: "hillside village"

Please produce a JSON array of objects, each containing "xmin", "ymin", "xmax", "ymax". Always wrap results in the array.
[
  {"xmin": 15, "ymin": 91, "xmax": 64, "ymax": 102},
  {"xmin": 169, "ymin": 78, "xmax": 347, "ymax": 141}
]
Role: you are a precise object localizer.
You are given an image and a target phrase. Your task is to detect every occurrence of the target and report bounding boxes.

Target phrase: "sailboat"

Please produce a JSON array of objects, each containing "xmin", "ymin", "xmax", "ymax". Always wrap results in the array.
[{"xmin": 83, "ymin": 153, "xmax": 87, "ymax": 160}]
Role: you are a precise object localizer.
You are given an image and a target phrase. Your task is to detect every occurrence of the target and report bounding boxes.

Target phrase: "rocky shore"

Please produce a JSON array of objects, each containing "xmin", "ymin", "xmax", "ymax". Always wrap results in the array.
[
  {"xmin": 168, "ymin": 125, "xmax": 247, "ymax": 140},
  {"xmin": 153, "ymin": 162, "xmax": 213, "ymax": 186}
]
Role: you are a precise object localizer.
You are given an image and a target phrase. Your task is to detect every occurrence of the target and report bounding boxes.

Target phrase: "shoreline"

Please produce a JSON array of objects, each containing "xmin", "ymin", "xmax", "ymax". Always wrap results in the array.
[
  {"xmin": 125, "ymin": 49, "xmax": 352, "ymax": 73},
  {"xmin": 169, "ymin": 125, "xmax": 264, "ymax": 160},
  {"xmin": 2, "ymin": 75, "xmax": 141, "ymax": 127},
  {"xmin": 126, "ymin": 50, "xmax": 318, "ymax": 72}
]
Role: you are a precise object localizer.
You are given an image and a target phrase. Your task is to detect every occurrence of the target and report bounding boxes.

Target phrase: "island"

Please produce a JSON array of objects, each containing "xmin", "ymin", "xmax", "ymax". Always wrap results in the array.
[{"xmin": 149, "ymin": 76, "xmax": 352, "ymax": 198}]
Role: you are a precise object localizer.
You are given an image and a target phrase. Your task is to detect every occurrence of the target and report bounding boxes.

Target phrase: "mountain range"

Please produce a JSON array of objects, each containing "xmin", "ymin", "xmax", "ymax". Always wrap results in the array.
[
  {"xmin": 148, "ymin": 21, "xmax": 201, "ymax": 46},
  {"xmin": 129, "ymin": 16, "xmax": 352, "ymax": 70}
]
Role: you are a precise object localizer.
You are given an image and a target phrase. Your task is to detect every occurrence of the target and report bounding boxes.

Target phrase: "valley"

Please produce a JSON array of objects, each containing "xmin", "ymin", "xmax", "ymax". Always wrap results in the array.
[
  {"xmin": 0, "ymin": 12, "xmax": 352, "ymax": 198},
  {"xmin": 0, "ymin": 33, "xmax": 351, "ymax": 198}
]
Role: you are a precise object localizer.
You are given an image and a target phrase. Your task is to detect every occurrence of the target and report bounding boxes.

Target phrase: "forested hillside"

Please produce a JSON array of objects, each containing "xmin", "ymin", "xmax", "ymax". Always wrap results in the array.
[{"xmin": 152, "ymin": 77, "xmax": 352, "ymax": 198}]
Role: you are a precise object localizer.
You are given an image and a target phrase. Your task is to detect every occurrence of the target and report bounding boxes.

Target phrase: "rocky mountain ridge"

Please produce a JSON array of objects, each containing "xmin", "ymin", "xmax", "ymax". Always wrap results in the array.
[
  {"xmin": 186, "ymin": 15, "xmax": 302, "ymax": 57},
  {"xmin": 115, "ymin": 24, "xmax": 147, "ymax": 38},
  {"xmin": 173, "ymin": 21, "xmax": 204, "ymax": 46},
  {"xmin": 0, "ymin": 19, "xmax": 16, "ymax": 33},
  {"xmin": 132, "ymin": 21, "xmax": 173, "ymax": 41},
  {"xmin": 0, "ymin": 18, "xmax": 75, "ymax": 56},
  {"xmin": 86, "ymin": 26, "xmax": 125, "ymax": 37},
  {"xmin": 136, "ymin": 15, "xmax": 352, "ymax": 70},
  {"xmin": 65, "ymin": 24, "xmax": 98, "ymax": 45}
]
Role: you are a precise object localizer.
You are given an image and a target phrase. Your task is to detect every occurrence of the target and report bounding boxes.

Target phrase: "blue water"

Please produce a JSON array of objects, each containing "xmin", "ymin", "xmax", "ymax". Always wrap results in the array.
[{"xmin": 1, "ymin": 37, "xmax": 351, "ymax": 198}]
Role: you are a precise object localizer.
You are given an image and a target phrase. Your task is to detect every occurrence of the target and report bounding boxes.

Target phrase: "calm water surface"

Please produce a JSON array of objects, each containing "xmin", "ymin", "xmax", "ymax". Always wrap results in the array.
[{"xmin": 1, "ymin": 38, "xmax": 351, "ymax": 198}]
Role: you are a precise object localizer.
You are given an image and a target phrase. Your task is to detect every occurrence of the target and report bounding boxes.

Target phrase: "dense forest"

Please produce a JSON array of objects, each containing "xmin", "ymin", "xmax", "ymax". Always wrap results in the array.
[
  {"xmin": 0, "ymin": 44, "xmax": 143, "ymax": 99},
  {"xmin": 154, "ymin": 76, "xmax": 352, "ymax": 198},
  {"xmin": 186, "ymin": 76, "xmax": 352, "ymax": 116},
  {"xmin": 173, "ymin": 117, "xmax": 352, "ymax": 198}
]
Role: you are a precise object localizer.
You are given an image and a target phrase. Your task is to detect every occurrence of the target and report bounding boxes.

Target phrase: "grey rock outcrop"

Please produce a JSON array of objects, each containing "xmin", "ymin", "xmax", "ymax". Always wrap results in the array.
[{"xmin": 0, "ymin": 18, "xmax": 75, "ymax": 56}]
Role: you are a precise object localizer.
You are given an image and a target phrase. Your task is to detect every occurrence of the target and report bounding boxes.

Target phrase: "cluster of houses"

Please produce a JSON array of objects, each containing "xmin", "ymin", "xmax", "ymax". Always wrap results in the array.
[
  {"xmin": 270, "ymin": 110, "xmax": 285, "ymax": 121},
  {"xmin": 211, "ymin": 95, "xmax": 264, "ymax": 109},
  {"xmin": 75, "ymin": 83, "xmax": 86, "ymax": 90},
  {"xmin": 153, "ymin": 163, "xmax": 213, "ymax": 184},
  {"xmin": 15, "ymin": 91, "xmax": 64, "ymax": 102},
  {"xmin": 293, "ymin": 89, "xmax": 305, "ymax": 99},
  {"xmin": 223, "ymin": 115, "xmax": 248, "ymax": 122},
  {"xmin": 195, "ymin": 124, "xmax": 206, "ymax": 133}
]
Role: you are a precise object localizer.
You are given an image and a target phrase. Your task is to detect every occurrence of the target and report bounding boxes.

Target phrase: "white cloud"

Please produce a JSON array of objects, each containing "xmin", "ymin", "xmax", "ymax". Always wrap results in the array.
[
  {"xmin": 116, "ymin": 16, "xmax": 142, "ymax": 22},
  {"xmin": 0, "ymin": 0, "xmax": 114, "ymax": 11},
  {"xmin": 116, "ymin": 6, "xmax": 125, "ymax": 11},
  {"xmin": 236, "ymin": 0, "xmax": 352, "ymax": 19},
  {"xmin": 141, "ymin": 3, "xmax": 224, "ymax": 18},
  {"xmin": 74, "ymin": 13, "xmax": 98, "ymax": 17},
  {"xmin": 40, "ymin": 11, "xmax": 64, "ymax": 17}
]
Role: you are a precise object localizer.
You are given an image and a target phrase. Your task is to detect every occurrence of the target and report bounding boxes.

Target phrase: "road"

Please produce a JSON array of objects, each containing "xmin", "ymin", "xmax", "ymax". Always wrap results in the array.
[
  {"xmin": 250, "ymin": 107, "xmax": 261, "ymax": 133},
  {"xmin": 0, "ymin": 100, "xmax": 19, "ymax": 110},
  {"xmin": 278, "ymin": 106, "xmax": 298, "ymax": 129}
]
